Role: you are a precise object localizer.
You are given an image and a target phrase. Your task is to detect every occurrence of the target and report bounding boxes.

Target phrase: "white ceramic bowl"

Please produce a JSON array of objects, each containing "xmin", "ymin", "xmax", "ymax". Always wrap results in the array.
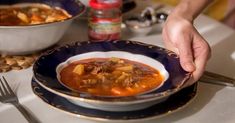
[
  {"xmin": 0, "ymin": 0, "xmax": 85, "ymax": 55},
  {"xmin": 56, "ymin": 51, "xmax": 169, "ymax": 111}
]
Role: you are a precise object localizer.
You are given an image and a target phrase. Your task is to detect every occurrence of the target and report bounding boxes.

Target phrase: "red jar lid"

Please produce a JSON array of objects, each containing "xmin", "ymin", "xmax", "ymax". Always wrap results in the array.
[{"xmin": 89, "ymin": 0, "xmax": 122, "ymax": 9}]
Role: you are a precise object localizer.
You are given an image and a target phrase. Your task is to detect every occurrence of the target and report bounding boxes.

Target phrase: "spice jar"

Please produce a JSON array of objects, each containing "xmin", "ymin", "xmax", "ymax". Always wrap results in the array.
[{"xmin": 88, "ymin": 0, "xmax": 122, "ymax": 41}]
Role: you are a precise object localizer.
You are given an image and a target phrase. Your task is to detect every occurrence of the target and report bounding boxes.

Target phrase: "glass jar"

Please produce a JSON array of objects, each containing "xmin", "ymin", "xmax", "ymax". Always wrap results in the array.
[{"xmin": 88, "ymin": 0, "xmax": 122, "ymax": 41}]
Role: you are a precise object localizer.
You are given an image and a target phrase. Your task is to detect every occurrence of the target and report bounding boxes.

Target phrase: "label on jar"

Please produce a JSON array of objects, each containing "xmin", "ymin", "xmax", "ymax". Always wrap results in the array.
[
  {"xmin": 89, "ymin": 18, "xmax": 121, "ymax": 35},
  {"xmin": 88, "ymin": 18, "xmax": 121, "ymax": 40}
]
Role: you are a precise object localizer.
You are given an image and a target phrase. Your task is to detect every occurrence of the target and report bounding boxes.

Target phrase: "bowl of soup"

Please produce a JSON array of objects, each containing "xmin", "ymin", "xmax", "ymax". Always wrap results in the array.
[
  {"xmin": 33, "ymin": 40, "xmax": 191, "ymax": 111},
  {"xmin": 0, "ymin": 0, "xmax": 85, "ymax": 55},
  {"xmin": 57, "ymin": 52, "xmax": 169, "ymax": 97}
]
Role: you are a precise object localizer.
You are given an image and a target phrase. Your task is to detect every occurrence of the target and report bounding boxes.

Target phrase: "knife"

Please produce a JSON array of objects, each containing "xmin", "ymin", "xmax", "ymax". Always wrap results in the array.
[{"xmin": 199, "ymin": 71, "xmax": 235, "ymax": 87}]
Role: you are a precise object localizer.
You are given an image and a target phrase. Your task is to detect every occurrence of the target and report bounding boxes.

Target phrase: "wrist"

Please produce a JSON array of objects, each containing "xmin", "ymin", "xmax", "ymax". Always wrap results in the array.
[{"xmin": 170, "ymin": 2, "xmax": 194, "ymax": 22}]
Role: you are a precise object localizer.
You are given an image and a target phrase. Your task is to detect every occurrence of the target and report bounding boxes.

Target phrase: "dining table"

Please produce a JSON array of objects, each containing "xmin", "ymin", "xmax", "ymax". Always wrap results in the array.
[{"xmin": 1, "ymin": 5, "xmax": 235, "ymax": 123}]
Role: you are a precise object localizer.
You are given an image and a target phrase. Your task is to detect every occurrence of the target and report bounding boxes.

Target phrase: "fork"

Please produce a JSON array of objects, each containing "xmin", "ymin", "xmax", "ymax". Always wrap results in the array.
[{"xmin": 0, "ymin": 76, "xmax": 40, "ymax": 123}]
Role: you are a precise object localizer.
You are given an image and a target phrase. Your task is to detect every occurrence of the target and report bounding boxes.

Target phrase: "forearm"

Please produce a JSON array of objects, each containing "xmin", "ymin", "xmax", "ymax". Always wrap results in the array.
[{"xmin": 170, "ymin": 0, "xmax": 214, "ymax": 22}]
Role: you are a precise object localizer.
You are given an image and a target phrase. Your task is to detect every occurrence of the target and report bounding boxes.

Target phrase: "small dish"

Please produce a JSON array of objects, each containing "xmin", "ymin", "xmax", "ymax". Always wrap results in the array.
[
  {"xmin": 33, "ymin": 40, "xmax": 191, "ymax": 111},
  {"xmin": 124, "ymin": 15, "xmax": 154, "ymax": 36},
  {"xmin": 124, "ymin": 6, "xmax": 168, "ymax": 36},
  {"xmin": 32, "ymin": 78, "xmax": 197, "ymax": 121}
]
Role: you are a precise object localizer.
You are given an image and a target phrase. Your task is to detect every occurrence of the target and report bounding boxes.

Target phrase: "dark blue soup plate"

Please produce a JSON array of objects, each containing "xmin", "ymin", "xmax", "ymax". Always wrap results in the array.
[{"xmin": 33, "ymin": 40, "xmax": 191, "ymax": 111}]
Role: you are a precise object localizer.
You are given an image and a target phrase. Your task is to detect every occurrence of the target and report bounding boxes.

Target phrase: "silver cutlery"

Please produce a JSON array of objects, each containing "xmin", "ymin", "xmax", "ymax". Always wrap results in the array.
[
  {"xmin": 199, "ymin": 71, "xmax": 235, "ymax": 87},
  {"xmin": 0, "ymin": 76, "xmax": 40, "ymax": 123}
]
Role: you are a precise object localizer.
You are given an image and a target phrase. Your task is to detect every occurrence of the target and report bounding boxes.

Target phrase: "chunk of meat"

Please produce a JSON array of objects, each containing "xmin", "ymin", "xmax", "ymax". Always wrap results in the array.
[{"xmin": 91, "ymin": 66, "xmax": 102, "ymax": 74}]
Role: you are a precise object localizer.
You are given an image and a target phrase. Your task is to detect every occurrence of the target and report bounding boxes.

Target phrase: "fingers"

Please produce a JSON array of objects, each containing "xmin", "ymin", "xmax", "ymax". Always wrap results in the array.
[
  {"xmin": 162, "ymin": 17, "xmax": 211, "ymax": 88},
  {"xmin": 174, "ymin": 29, "xmax": 196, "ymax": 72},
  {"xmin": 192, "ymin": 34, "xmax": 210, "ymax": 81},
  {"xmin": 184, "ymin": 49, "xmax": 208, "ymax": 87},
  {"xmin": 184, "ymin": 32, "xmax": 211, "ymax": 87},
  {"xmin": 162, "ymin": 22, "xmax": 196, "ymax": 72},
  {"xmin": 177, "ymin": 38, "xmax": 196, "ymax": 72}
]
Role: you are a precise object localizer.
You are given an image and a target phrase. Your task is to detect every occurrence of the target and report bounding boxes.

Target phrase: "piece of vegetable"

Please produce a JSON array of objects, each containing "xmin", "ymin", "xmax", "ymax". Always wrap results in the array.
[
  {"xmin": 111, "ymin": 87, "xmax": 122, "ymax": 95},
  {"xmin": 45, "ymin": 16, "xmax": 56, "ymax": 23},
  {"xmin": 109, "ymin": 57, "xmax": 120, "ymax": 63},
  {"xmin": 116, "ymin": 72, "xmax": 129, "ymax": 83},
  {"xmin": 115, "ymin": 65, "xmax": 133, "ymax": 71},
  {"xmin": 17, "ymin": 12, "xmax": 29, "ymax": 23},
  {"xmin": 30, "ymin": 14, "xmax": 43, "ymax": 24},
  {"xmin": 73, "ymin": 64, "xmax": 85, "ymax": 75}
]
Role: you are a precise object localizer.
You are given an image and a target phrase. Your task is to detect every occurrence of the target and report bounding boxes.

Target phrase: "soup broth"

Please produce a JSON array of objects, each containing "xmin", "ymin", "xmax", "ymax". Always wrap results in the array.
[
  {"xmin": 0, "ymin": 4, "xmax": 71, "ymax": 26},
  {"xmin": 60, "ymin": 57, "xmax": 164, "ymax": 96}
]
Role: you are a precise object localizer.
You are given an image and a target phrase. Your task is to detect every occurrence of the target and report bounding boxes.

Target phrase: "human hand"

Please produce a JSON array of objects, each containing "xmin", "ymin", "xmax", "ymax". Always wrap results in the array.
[{"xmin": 162, "ymin": 14, "xmax": 211, "ymax": 87}]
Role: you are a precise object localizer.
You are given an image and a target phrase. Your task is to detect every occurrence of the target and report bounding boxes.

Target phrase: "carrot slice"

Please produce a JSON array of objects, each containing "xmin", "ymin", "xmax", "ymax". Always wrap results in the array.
[{"xmin": 111, "ymin": 87, "xmax": 122, "ymax": 95}]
